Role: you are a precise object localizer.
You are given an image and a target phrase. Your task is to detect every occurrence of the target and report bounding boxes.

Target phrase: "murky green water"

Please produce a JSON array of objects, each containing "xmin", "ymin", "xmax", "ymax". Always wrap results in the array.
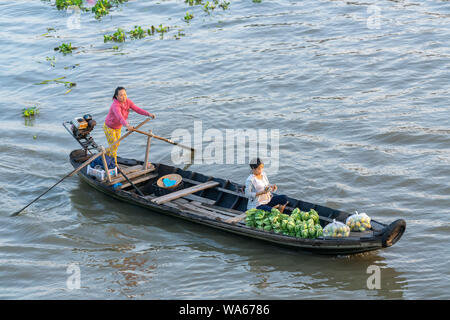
[{"xmin": 0, "ymin": 0, "xmax": 449, "ymax": 299}]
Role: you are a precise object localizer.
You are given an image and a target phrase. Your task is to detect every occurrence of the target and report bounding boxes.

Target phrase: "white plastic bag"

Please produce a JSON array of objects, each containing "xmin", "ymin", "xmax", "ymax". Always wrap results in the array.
[
  {"xmin": 346, "ymin": 211, "xmax": 371, "ymax": 232},
  {"xmin": 323, "ymin": 219, "xmax": 350, "ymax": 238}
]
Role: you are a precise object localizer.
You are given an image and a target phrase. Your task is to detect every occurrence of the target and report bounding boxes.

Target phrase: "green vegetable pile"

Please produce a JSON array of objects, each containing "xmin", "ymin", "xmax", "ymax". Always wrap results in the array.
[{"xmin": 245, "ymin": 207, "xmax": 323, "ymax": 239}]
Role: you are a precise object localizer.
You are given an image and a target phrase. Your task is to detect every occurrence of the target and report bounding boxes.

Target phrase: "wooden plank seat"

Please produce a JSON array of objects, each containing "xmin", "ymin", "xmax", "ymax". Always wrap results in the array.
[
  {"xmin": 118, "ymin": 173, "xmax": 158, "ymax": 190},
  {"xmin": 170, "ymin": 198, "xmax": 231, "ymax": 221},
  {"xmin": 142, "ymin": 191, "xmax": 245, "ymax": 223},
  {"xmin": 182, "ymin": 194, "xmax": 216, "ymax": 205},
  {"xmin": 106, "ymin": 164, "xmax": 156, "ymax": 185},
  {"xmin": 182, "ymin": 178, "xmax": 244, "ymax": 197},
  {"xmin": 177, "ymin": 199, "xmax": 246, "ymax": 224},
  {"xmin": 151, "ymin": 181, "xmax": 220, "ymax": 205},
  {"xmin": 119, "ymin": 164, "xmax": 147, "ymax": 175}
]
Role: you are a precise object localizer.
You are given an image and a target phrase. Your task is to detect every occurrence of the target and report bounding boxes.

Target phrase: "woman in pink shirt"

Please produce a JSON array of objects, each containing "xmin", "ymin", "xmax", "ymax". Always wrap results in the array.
[{"xmin": 104, "ymin": 87, "xmax": 155, "ymax": 165}]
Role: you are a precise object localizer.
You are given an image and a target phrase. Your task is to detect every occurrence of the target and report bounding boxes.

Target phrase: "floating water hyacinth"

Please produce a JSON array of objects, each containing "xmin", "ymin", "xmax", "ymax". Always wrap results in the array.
[
  {"xmin": 92, "ymin": 0, "xmax": 110, "ymax": 19},
  {"xmin": 185, "ymin": 0, "xmax": 203, "ymax": 5},
  {"xmin": 129, "ymin": 26, "xmax": 146, "ymax": 39},
  {"xmin": 104, "ymin": 25, "xmax": 171, "ymax": 42},
  {"xmin": 155, "ymin": 24, "xmax": 169, "ymax": 34},
  {"xmin": 53, "ymin": 0, "xmax": 129, "ymax": 19},
  {"xmin": 185, "ymin": 0, "xmax": 229, "ymax": 10},
  {"xmin": 55, "ymin": 0, "xmax": 83, "ymax": 10},
  {"xmin": 184, "ymin": 12, "xmax": 194, "ymax": 22},
  {"xmin": 104, "ymin": 28, "xmax": 126, "ymax": 42},
  {"xmin": 92, "ymin": 0, "xmax": 129, "ymax": 19},
  {"xmin": 22, "ymin": 106, "xmax": 39, "ymax": 118},
  {"xmin": 55, "ymin": 42, "xmax": 75, "ymax": 54}
]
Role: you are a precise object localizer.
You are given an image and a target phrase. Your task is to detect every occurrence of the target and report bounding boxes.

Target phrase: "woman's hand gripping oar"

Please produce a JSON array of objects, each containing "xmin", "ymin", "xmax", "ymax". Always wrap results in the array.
[{"xmin": 11, "ymin": 118, "xmax": 151, "ymax": 217}]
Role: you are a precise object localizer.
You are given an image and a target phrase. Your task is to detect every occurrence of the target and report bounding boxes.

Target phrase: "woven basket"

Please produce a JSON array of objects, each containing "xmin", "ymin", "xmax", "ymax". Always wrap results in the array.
[
  {"xmin": 157, "ymin": 174, "xmax": 183, "ymax": 190},
  {"xmin": 153, "ymin": 174, "xmax": 183, "ymax": 197}
]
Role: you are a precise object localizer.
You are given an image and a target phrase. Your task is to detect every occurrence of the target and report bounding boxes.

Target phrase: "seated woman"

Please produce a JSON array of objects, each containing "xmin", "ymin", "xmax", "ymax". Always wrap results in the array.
[{"xmin": 245, "ymin": 158, "xmax": 289, "ymax": 213}]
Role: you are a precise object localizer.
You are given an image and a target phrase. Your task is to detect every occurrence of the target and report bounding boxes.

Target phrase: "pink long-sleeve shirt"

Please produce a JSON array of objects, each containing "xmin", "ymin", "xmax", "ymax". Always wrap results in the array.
[{"xmin": 105, "ymin": 98, "xmax": 150, "ymax": 129}]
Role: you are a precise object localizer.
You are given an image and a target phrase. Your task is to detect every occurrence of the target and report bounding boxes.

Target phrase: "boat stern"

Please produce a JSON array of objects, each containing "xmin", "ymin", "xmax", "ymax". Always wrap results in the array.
[{"xmin": 380, "ymin": 219, "xmax": 406, "ymax": 248}]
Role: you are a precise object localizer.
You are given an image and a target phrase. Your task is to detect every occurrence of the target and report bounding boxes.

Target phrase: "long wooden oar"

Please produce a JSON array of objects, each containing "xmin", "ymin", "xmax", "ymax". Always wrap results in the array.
[
  {"xmin": 131, "ymin": 128, "xmax": 195, "ymax": 152},
  {"xmin": 10, "ymin": 151, "xmax": 105, "ymax": 217},
  {"xmin": 11, "ymin": 118, "xmax": 151, "ymax": 217}
]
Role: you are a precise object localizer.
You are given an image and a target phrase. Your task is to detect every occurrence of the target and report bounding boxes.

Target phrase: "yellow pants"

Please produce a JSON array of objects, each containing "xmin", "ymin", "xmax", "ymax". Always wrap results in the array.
[{"xmin": 103, "ymin": 123, "xmax": 121, "ymax": 165}]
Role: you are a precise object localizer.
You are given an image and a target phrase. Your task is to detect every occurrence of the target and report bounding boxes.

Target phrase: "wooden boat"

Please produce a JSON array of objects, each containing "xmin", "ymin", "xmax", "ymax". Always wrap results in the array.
[{"xmin": 69, "ymin": 149, "xmax": 406, "ymax": 255}]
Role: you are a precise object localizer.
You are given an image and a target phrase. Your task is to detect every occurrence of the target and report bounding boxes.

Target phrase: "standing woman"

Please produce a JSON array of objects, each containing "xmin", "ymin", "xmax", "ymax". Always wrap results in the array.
[{"xmin": 104, "ymin": 86, "xmax": 156, "ymax": 166}]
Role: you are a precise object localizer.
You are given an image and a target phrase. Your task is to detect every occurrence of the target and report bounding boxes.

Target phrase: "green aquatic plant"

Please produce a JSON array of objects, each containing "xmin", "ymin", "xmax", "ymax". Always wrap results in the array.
[
  {"xmin": 92, "ymin": 0, "xmax": 110, "ymax": 19},
  {"xmin": 105, "ymin": 25, "xmax": 174, "ymax": 42},
  {"xmin": 104, "ymin": 28, "xmax": 126, "ymax": 42},
  {"xmin": 174, "ymin": 29, "xmax": 186, "ymax": 40},
  {"xmin": 184, "ymin": 0, "xmax": 229, "ymax": 14},
  {"xmin": 219, "ymin": 1, "xmax": 230, "ymax": 9},
  {"xmin": 129, "ymin": 25, "xmax": 146, "ymax": 39},
  {"xmin": 52, "ymin": 0, "xmax": 128, "ymax": 18},
  {"xmin": 22, "ymin": 106, "xmax": 40, "ymax": 118},
  {"xmin": 92, "ymin": 0, "xmax": 129, "ymax": 19},
  {"xmin": 46, "ymin": 56, "xmax": 56, "ymax": 67},
  {"xmin": 155, "ymin": 24, "xmax": 169, "ymax": 34},
  {"xmin": 112, "ymin": 28, "xmax": 126, "ymax": 42},
  {"xmin": 34, "ymin": 76, "xmax": 76, "ymax": 94},
  {"xmin": 147, "ymin": 26, "xmax": 156, "ymax": 36},
  {"xmin": 55, "ymin": 42, "xmax": 74, "ymax": 54},
  {"xmin": 185, "ymin": 0, "xmax": 205, "ymax": 5},
  {"xmin": 41, "ymin": 27, "xmax": 57, "ymax": 37},
  {"xmin": 155, "ymin": 24, "xmax": 169, "ymax": 39},
  {"xmin": 184, "ymin": 12, "xmax": 194, "ymax": 22},
  {"xmin": 63, "ymin": 81, "xmax": 76, "ymax": 94},
  {"xmin": 252, "ymin": 0, "xmax": 262, "ymax": 3},
  {"xmin": 55, "ymin": 0, "xmax": 83, "ymax": 10},
  {"xmin": 203, "ymin": 1, "xmax": 216, "ymax": 13}
]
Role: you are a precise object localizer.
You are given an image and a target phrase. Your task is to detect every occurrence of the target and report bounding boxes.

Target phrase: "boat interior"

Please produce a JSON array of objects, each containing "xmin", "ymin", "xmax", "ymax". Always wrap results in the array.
[{"xmin": 71, "ymin": 149, "xmax": 384, "ymax": 236}]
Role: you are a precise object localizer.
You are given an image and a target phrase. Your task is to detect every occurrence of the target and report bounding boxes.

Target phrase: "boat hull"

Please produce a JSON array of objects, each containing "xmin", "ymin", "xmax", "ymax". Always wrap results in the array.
[{"xmin": 70, "ymin": 150, "xmax": 405, "ymax": 255}]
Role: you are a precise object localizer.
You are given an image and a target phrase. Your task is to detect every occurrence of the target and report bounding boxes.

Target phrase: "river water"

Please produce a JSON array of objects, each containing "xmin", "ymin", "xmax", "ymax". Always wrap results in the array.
[{"xmin": 0, "ymin": 0, "xmax": 449, "ymax": 299}]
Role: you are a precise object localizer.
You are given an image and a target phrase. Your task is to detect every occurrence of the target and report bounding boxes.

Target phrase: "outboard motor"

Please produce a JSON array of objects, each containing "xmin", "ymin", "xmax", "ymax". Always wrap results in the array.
[
  {"xmin": 63, "ymin": 114, "xmax": 98, "ymax": 153},
  {"xmin": 72, "ymin": 114, "xmax": 97, "ymax": 139}
]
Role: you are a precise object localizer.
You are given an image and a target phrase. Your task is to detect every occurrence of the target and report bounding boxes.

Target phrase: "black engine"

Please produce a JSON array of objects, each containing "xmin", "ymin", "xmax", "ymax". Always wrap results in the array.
[
  {"xmin": 72, "ymin": 114, "xmax": 97, "ymax": 139},
  {"xmin": 63, "ymin": 114, "xmax": 98, "ymax": 153}
]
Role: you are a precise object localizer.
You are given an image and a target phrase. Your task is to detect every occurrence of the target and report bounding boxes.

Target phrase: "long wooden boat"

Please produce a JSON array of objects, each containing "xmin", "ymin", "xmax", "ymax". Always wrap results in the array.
[{"xmin": 69, "ymin": 149, "xmax": 406, "ymax": 255}]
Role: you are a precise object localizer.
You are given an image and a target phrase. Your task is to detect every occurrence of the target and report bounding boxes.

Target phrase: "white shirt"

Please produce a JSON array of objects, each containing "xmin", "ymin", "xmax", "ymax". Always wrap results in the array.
[{"xmin": 245, "ymin": 172, "xmax": 272, "ymax": 210}]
